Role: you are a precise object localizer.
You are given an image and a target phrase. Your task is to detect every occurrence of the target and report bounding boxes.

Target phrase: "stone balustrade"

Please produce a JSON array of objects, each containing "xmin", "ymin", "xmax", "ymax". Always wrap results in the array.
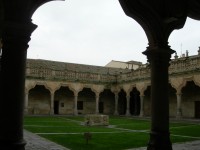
[
  {"xmin": 26, "ymin": 65, "xmax": 117, "ymax": 84},
  {"xmin": 26, "ymin": 55, "xmax": 200, "ymax": 84}
]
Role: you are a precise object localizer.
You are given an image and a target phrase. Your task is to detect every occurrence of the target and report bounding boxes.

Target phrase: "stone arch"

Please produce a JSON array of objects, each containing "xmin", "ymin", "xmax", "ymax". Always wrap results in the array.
[
  {"xmin": 182, "ymin": 80, "xmax": 200, "ymax": 118},
  {"xmin": 188, "ymin": 0, "xmax": 200, "ymax": 20},
  {"xmin": 70, "ymin": 83, "xmax": 84, "ymax": 95},
  {"xmin": 28, "ymin": 84, "xmax": 51, "ymax": 115},
  {"xmin": 118, "ymin": 89, "xmax": 127, "ymax": 115},
  {"xmin": 99, "ymin": 89, "xmax": 115, "ymax": 114},
  {"xmin": 170, "ymin": 77, "xmax": 192, "ymax": 94},
  {"xmin": 25, "ymin": 80, "xmax": 37, "ymax": 92},
  {"xmin": 193, "ymin": 75, "xmax": 200, "ymax": 87},
  {"xmin": 130, "ymin": 87, "xmax": 140, "ymax": 116},
  {"xmin": 136, "ymin": 82, "xmax": 149, "ymax": 96},
  {"xmin": 91, "ymin": 85, "xmax": 105, "ymax": 95},
  {"xmin": 54, "ymin": 82, "xmax": 75, "ymax": 94},
  {"xmin": 78, "ymin": 87, "xmax": 96, "ymax": 114},
  {"xmin": 54, "ymin": 86, "xmax": 74, "ymax": 115}
]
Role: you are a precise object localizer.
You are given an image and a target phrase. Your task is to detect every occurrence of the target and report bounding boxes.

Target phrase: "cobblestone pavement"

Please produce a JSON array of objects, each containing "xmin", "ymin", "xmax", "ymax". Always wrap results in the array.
[
  {"xmin": 24, "ymin": 130, "xmax": 69, "ymax": 150},
  {"xmin": 24, "ymin": 129, "xmax": 200, "ymax": 150}
]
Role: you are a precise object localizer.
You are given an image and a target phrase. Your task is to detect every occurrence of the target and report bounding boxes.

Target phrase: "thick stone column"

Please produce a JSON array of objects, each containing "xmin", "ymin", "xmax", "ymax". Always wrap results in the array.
[
  {"xmin": 74, "ymin": 92, "xmax": 78, "ymax": 116},
  {"xmin": 24, "ymin": 90, "xmax": 29, "ymax": 115},
  {"xmin": 176, "ymin": 93, "xmax": 182, "ymax": 118},
  {"xmin": 95, "ymin": 92, "xmax": 100, "ymax": 114},
  {"xmin": 126, "ymin": 94, "xmax": 131, "ymax": 116},
  {"xmin": 143, "ymin": 47, "xmax": 173, "ymax": 150},
  {"xmin": 50, "ymin": 92, "xmax": 55, "ymax": 115},
  {"xmin": 139, "ymin": 95, "xmax": 144, "ymax": 117},
  {"xmin": 0, "ymin": 21, "xmax": 37, "ymax": 150},
  {"xmin": 114, "ymin": 92, "xmax": 119, "ymax": 115},
  {"xmin": 119, "ymin": 0, "xmax": 188, "ymax": 149}
]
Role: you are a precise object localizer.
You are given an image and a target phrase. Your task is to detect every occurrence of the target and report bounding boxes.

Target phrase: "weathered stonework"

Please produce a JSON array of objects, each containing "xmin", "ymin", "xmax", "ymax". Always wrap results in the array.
[
  {"xmin": 85, "ymin": 114, "xmax": 109, "ymax": 126},
  {"xmin": 25, "ymin": 54, "xmax": 200, "ymax": 119}
]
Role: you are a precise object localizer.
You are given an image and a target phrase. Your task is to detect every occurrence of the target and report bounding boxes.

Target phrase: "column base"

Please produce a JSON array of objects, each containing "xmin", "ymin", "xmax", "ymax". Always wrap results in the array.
[
  {"xmin": 114, "ymin": 111, "xmax": 119, "ymax": 116},
  {"xmin": 139, "ymin": 112, "xmax": 144, "ymax": 117},
  {"xmin": 147, "ymin": 131, "xmax": 172, "ymax": 150},
  {"xmin": 176, "ymin": 110, "xmax": 182, "ymax": 119},
  {"xmin": 126, "ymin": 112, "xmax": 131, "ymax": 116},
  {"xmin": 49, "ymin": 109, "xmax": 54, "ymax": 115},
  {"xmin": 0, "ymin": 139, "xmax": 26, "ymax": 150},
  {"xmin": 74, "ymin": 111, "xmax": 78, "ymax": 116}
]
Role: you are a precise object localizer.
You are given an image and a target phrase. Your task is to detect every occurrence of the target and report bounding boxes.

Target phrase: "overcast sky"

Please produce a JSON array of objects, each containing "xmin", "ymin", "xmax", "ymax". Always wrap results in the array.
[{"xmin": 28, "ymin": 0, "xmax": 200, "ymax": 66}]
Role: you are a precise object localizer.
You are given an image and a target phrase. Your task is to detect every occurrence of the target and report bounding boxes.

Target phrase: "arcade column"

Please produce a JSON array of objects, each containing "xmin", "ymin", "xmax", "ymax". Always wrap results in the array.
[
  {"xmin": 0, "ymin": 21, "xmax": 37, "ymax": 150},
  {"xmin": 119, "ymin": 0, "xmax": 187, "ymax": 149},
  {"xmin": 143, "ymin": 47, "xmax": 174, "ymax": 150}
]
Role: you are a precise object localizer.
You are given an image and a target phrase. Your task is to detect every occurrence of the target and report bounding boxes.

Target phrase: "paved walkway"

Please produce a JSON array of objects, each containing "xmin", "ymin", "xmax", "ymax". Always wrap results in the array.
[
  {"xmin": 24, "ymin": 130, "xmax": 69, "ymax": 150},
  {"xmin": 24, "ymin": 129, "xmax": 200, "ymax": 150}
]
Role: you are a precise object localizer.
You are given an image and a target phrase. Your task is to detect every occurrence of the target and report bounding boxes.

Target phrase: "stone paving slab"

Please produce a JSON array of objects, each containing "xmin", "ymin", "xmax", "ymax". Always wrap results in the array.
[{"xmin": 24, "ymin": 130, "xmax": 70, "ymax": 150}]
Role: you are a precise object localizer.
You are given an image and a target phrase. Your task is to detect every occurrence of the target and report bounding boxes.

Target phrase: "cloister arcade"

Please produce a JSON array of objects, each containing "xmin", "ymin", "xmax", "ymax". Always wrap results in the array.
[
  {"xmin": 1, "ymin": 0, "xmax": 200, "ymax": 149},
  {"xmin": 25, "ymin": 56, "xmax": 200, "ymax": 119}
]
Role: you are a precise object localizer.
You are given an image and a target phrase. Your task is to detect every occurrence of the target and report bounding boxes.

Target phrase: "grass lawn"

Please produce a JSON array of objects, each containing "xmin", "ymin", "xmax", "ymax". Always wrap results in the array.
[{"xmin": 24, "ymin": 116, "xmax": 200, "ymax": 150}]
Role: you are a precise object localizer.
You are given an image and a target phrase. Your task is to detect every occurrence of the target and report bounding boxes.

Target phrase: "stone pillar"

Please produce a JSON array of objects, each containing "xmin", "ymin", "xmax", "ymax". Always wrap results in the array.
[
  {"xmin": 139, "ymin": 95, "xmax": 144, "ymax": 117},
  {"xmin": 0, "ymin": 21, "xmax": 37, "ymax": 149},
  {"xmin": 95, "ymin": 92, "xmax": 100, "ymax": 114},
  {"xmin": 50, "ymin": 92, "xmax": 55, "ymax": 115},
  {"xmin": 143, "ymin": 47, "xmax": 173, "ymax": 150},
  {"xmin": 114, "ymin": 92, "xmax": 119, "ymax": 115},
  {"xmin": 176, "ymin": 93, "xmax": 182, "ymax": 118},
  {"xmin": 119, "ymin": 1, "xmax": 188, "ymax": 149},
  {"xmin": 74, "ymin": 92, "xmax": 78, "ymax": 116},
  {"xmin": 126, "ymin": 94, "xmax": 131, "ymax": 116},
  {"xmin": 24, "ymin": 90, "xmax": 29, "ymax": 115}
]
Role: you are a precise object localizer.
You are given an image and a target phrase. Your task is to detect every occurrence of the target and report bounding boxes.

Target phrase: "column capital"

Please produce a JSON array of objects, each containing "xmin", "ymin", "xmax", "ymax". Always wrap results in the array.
[
  {"xmin": 95, "ymin": 92, "xmax": 100, "ymax": 97},
  {"xmin": 143, "ymin": 46, "xmax": 175, "ymax": 65},
  {"xmin": 3, "ymin": 21, "xmax": 37, "ymax": 41},
  {"xmin": 50, "ymin": 91, "xmax": 55, "ymax": 95},
  {"xmin": 176, "ymin": 92, "xmax": 182, "ymax": 96}
]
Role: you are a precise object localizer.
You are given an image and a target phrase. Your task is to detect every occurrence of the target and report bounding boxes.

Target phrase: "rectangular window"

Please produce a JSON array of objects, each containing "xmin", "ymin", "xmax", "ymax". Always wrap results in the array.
[{"xmin": 77, "ymin": 101, "xmax": 83, "ymax": 110}]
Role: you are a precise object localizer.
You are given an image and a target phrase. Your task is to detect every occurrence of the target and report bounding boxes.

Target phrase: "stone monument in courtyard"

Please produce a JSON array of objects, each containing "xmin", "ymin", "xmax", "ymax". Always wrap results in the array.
[{"xmin": 84, "ymin": 114, "xmax": 109, "ymax": 126}]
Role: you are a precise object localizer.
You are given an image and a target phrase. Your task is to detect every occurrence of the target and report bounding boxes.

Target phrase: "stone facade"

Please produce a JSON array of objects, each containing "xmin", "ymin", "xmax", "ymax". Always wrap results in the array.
[{"xmin": 25, "ymin": 52, "xmax": 200, "ymax": 119}]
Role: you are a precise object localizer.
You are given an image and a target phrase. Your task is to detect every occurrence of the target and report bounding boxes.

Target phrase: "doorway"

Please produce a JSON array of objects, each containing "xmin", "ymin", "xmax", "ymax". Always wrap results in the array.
[
  {"xmin": 99, "ymin": 102, "xmax": 104, "ymax": 114},
  {"xmin": 54, "ymin": 101, "xmax": 59, "ymax": 115}
]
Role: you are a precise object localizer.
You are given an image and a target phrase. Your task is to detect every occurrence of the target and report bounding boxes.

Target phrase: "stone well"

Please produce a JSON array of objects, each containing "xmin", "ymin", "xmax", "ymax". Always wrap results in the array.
[{"xmin": 84, "ymin": 114, "xmax": 109, "ymax": 126}]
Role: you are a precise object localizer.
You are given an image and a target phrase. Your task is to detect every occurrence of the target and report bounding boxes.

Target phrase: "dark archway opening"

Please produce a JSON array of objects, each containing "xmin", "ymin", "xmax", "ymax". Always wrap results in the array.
[
  {"xmin": 54, "ymin": 86, "xmax": 74, "ymax": 115},
  {"xmin": 29, "ymin": 85, "xmax": 50, "ymax": 115},
  {"xmin": 118, "ymin": 89, "xmax": 126, "ymax": 115},
  {"xmin": 78, "ymin": 88, "xmax": 95, "ymax": 114},
  {"xmin": 182, "ymin": 81, "xmax": 200, "ymax": 118},
  {"xmin": 100, "ymin": 89, "xmax": 115, "ymax": 114},
  {"xmin": 130, "ymin": 88, "xmax": 140, "ymax": 116}
]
